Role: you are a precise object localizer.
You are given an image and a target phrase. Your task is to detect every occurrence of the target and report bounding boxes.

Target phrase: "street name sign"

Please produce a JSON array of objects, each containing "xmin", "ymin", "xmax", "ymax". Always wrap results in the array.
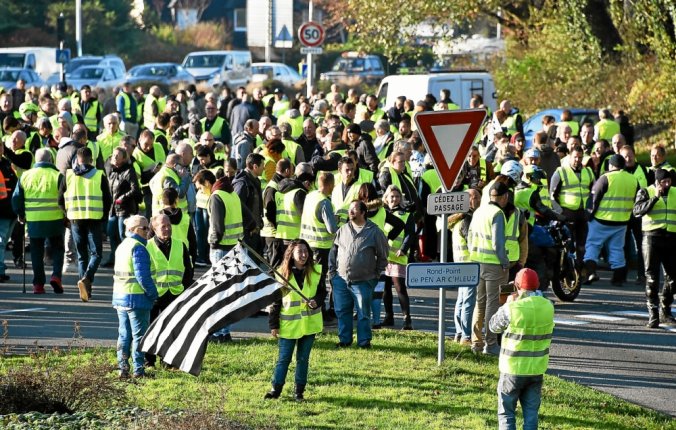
[
  {"xmin": 407, "ymin": 263, "xmax": 480, "ymax": 289},
  {"xmin": 300, "ymin": 47, "xmax": 323, "ymax": 54},
  {"xmin": 427, "ymin": 191, "xmax": 469, "ymax": 215}
]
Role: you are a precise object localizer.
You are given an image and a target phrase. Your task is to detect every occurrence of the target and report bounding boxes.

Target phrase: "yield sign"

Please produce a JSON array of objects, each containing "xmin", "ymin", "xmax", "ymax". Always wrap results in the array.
[{"xmin": 414, "ymin": 109, "xmax": 487, "ymax": 192}]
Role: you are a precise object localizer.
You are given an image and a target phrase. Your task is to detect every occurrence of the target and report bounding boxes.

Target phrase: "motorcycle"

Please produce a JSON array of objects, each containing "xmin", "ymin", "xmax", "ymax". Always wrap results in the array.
[{"xmin": 544, "ymin": 220, "xmax": 581, "ymax": 301}]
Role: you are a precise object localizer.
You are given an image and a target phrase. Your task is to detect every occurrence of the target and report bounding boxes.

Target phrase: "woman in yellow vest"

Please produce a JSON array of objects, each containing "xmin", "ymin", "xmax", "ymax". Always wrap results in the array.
[
  {"xmin": 382, "ymin": 185, "xmax": 415, "ymax": 330},
  {"xmin": 265, "ymin": 239, "xmax": 325, "ymax": 401}
]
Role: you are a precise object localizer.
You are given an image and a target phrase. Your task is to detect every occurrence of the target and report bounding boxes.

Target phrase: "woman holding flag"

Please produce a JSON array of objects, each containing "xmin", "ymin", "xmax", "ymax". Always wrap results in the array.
[{"xmin": 265, "ymin": 239, "xmax": 325, "ymax": 401}]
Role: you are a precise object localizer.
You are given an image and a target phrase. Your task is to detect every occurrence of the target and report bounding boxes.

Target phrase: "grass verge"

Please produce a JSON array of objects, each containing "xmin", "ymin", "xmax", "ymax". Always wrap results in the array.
[{"xmin": 1, "ymin": 331, "xmax": 674, "ymax": 429}]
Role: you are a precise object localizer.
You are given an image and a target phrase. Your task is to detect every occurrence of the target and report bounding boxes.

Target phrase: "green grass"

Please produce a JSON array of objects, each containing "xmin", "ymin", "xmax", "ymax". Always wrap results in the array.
[{"xmin": 2, "ymin": 331, "xmax": 673, "ymax": 429}]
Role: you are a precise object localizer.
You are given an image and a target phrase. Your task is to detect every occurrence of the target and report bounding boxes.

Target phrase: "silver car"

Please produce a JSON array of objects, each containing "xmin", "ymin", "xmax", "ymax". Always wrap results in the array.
[
  {"xmin": 67, "ymin": 66, "xmax": 125, "ymax": 91},
  {"xmin": 0, "ymin": 67, "xmax": 43, "ymax": 90}
]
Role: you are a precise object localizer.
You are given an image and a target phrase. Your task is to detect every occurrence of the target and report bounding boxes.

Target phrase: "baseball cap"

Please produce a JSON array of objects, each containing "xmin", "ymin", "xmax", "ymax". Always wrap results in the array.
[
  {"xmin": 524, "ymin": 148, "xmax": 541, "ymax": 159},
  {"xmin": 515, "ymin": 268, "xmax": 539, "ymax": 291}
]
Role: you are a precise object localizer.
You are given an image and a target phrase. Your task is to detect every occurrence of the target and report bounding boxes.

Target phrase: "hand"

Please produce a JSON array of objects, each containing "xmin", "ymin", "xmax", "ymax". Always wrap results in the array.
[
  {"xmin": 271, "ymin": 329, "xmax": 279, "ymax": 338},
  {"xmin": 307, "ymin": 299, "xmax": 318, "ymax": 309},
  {"xmin": 506, "ymin": 292, "xmax": 518, "ymax": 303},
  {"xmin": 18, "ymin": 216, "xmax": 25, "ymax": 224},
  {"xmin": 395, "ymin": 250, "xmax": 405, "ymax": 257}
]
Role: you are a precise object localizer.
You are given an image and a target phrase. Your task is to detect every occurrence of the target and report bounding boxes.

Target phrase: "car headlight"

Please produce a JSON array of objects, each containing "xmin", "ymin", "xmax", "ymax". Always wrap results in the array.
[{"xmin": 210, "ymin": 73, "xmax": 221, "ymax": 82}]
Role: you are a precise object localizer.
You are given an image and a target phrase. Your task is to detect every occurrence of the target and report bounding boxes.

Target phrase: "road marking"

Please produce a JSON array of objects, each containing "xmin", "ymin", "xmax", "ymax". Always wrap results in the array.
[
  {"xmin": 0, "ymin": 307, "xmax": 47, "ymax": 315},
  {"xmin": 662, "ymin": 326, "xmax": 676, "ymax": 333},
  {"xmin": 610, "ymin": 310, "xmax": 648, "ymax": 318},
  {"xmin": 554, "ymin": 318, "xmax": 590, "ymax": 326},
  {"xmin": 575, "ymin": 314, "xmax": 626, "ymax": 322}
]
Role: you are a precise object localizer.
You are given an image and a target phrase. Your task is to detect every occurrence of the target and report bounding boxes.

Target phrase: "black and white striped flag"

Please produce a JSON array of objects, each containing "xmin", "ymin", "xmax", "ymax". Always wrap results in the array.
[{"xmin": 140, "ymin": 244, "xmax": 284, "ymax": 376}]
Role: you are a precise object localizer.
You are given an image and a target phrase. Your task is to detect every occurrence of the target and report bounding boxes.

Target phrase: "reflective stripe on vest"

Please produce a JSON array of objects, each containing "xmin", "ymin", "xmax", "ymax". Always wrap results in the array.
[
  {"xmin": 113, "ymin": 237, "xmax": 155, "ymax": 294},
  {"xmin": 83, "ymin": 100, "xmax": 100, "ymax": 132},
  {"xmin": 277, "ymin": 264, "xmax": 323, "ymax": 339},
  {"xmin": 64, "ymin": 169, "xmax": 104, "ymax": 220},
  {"xmin": 499, "ymin": 295, "xmax": 554, "ymax": 376},
  {"xmin": 21, "ymin": 167, "xmax": 63, "ymax": 222},
  {"xmin": 146, "ymin": 238, "xmax": 185, "ymax": 297},
  {"xmin": 595, "ymin": 171, "xmax": 637, "ymax": 222},
  {"xmin": 451, "ymin": 219, "xmax": 469, "ymax": 262},
  {"xmin": 208, "ymin": 190, "xmax": 243, "ymax": 246},
  {"xmin": 468, "ymin": 203, "xmax": 506, "ymax": 264},
  {"xmin": 300, "ymin": 190, "xmax": 334, "ymax": 249},
  {"xmin": 385, "ymin": 210, "xmax": 409, "ymax": 265},
  {"xmin": 275, "ymin": 188, "xmax": 302, "ymax": 240},
  {"xmin": 331, "ymin": 182, "xmax": 360, "ymax": 227},
  {"xmin": 556, "ymin": 166, "xmax": 593, "ymax": 210},
  {"xmin": 641, "ymin": 185, "xmax": 676, "ymax": 232}
]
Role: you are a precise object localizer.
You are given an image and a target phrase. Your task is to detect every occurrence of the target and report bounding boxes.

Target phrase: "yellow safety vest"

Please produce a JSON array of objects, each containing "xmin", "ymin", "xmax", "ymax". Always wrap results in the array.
[
  {"xmin": 451, "ymin": 218, "xmax": 469, "ymax": 262},
  {"xmin": 501, "ymin": 113, "xmax": 522, "ymax": 136},
  {"xmin": 385, "ymin": 210, "xmax": 409, "ymax": 265},
  {"xmin": 200, "ymin": 116, "xmax": 226, "ymax": 141},
  {"xmin": 277, "ymin": 264, "xmax": 323, "ymax": 339},
  {"xmin": 133, "ymin": 144, "xmax": 166, "ymax": 186},
  {"xmin": 422, "ymin": 168, "xmax": 442, "ymax": 194},
  {"xmin": 12, "ymin": 148, "xmax": 34, "ymax": 178},
  {"xmin": 116, "ymin": 92, "xmax": 135, "ymax": 122},
  {"xmin": 196, "ymin": 187, "xmax": 211, "ymax": 210},
  {"xmin": 143, "ymin": 94, "xmax": 159, "ymax": 130},
  {"xmin": 500, "ymin": 295, "xmax": 555, "ymax": 376},
  {"xmin": 64, "ymin": 169, "xmax": 104, "ymax": 220},
  {"xmin": 113, "ymin": 237, "xmax": 154, "ymax": 294},
  {"xmin": 331, "ymin": 182, "xmax": 361, "ymax": 227},
  {"xmin": 172, "ymin": 210, "xmax": 190, "ymax": 247},
  {"xmin": 594, "ymin": 170, "xmax": 637, "ymax": 222},
  {"xmin": 261, "ymin": 179, "xmax": 279, "ymax": 238},
  {"xmin": 96, "ymin": 131, "xmax": 125, "ymax": 161},
  {"xmin": 555, "ymin": 166, "xmax": 594, "ymax": 211},
  {"xmin": 514, "ymin": 185, "xmax": 537, "ymax": 226},
  {"xmin": 149, "ymin": 166, "xmax": 187, "ymax": 215},
  {"xmin": 505, "ymin": 210, "xmax": 522, "ymax": 262},
  {"xmin": 632, "ymin": 165, "xmax": 648, "ymax": 189},
  {"xmin": 208, "ymin": 190, "xmax": 243, "ymax": 246},
  {"xmin": 300, "ymin": 190, "xmax": 335, "ymax": 249},
  {"xmin": 82, "ymin": 100, "xmax": 100, "ymax": 133},
  {"xmin": 146, "ymin": 238, "xmax": 185, "ymax": 297},
  {"xmin": 21, "ymin": 166, "xmax": 63, "ymax": 222},
  {"xmin": 468, "ymin": 203, "xmax": 506, "ymax": 264},
  {"xmin": 275, "ymin": 188, "xmax": 302, "ymax": 240},
  {"xmin": 556, "ymin": 120, "xmax": 579, "ymax": 137},
  {"xmin": 595, "ymin": 119, "xmax": 620, "ymax": 141}
]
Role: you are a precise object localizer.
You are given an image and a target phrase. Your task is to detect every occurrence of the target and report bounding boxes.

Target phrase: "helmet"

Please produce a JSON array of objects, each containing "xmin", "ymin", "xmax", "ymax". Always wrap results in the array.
[
  {"xmin": 523, "ymin": 165, "xmax": 546, "ymax": 183},
  {"xmin": 500, "ymin": 160, "xmax": 523, "ymax": 183},
  {"xmin": 19, "ymin": 102, "xmax": 39, "ymax": 118}
]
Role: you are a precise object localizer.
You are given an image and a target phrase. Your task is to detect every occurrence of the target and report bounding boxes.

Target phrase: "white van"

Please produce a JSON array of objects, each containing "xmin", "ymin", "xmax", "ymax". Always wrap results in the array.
[
  {"xmin": 182, "ymin": 50, "xmax": 252, "ymax": 89},
  {"xmin": 377, "ymin": 71, "xmax": 498, "ymax": 112},
  {"xmin": 0, "ymin": 47, "xmax": 59, "ymax": 80}
]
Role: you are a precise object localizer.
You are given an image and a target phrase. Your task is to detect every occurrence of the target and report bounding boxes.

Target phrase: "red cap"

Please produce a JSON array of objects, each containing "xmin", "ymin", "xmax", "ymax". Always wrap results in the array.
[{"xmin": 515, "ymin": 268, "xmax": 539, "ymax": 291}]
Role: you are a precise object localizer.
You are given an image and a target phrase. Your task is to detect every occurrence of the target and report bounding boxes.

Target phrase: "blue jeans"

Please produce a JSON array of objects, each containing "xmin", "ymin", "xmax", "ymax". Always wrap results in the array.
[
  {"xmin": 0, "ymin": 218, "xmax": 17, "ymax": 275},
  {"xmin": 106, "ymin": 215, "xmax": 127, "ymax": 264},
  {"xmin": 332, "ymin": 275, "xmax": 375, "ymax": 346},
  {"xmin": 194, "ymin": 208, "xmax": 209, "ymax": 264},
  {"xmin": 454, "ymin": 286, "xmax": 477, "ymax": 340},
  {"xmin": 210, "ymin": 247, "xmax": 232, "ymax": 336},
  {"xmin": 272, "ymin": 334, "xmax": 316, "ymax": 386},
  {"xmin": 497, "ymin": 373, "xmax": 543, "ymax": 430},
  {"xmin": 116, "ymin": 308, "xmax": 150, "ymax": 375},
  {"xmin": 584, "ymin": 219, "xmax": 627, "ymax": 269},
  {"xmin": 30, "ymin": 236, "xmax": 64, "ymax": 285},
  {"xmin": 71, "ymin": 220, "xmax": 103, "ymax": 282}
]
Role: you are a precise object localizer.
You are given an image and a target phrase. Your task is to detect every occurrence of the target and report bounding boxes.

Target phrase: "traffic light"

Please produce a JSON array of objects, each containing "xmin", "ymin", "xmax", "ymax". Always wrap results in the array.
[{"xmin": 57, "ymin": 13, "xmax": 65, "ymax": 44}]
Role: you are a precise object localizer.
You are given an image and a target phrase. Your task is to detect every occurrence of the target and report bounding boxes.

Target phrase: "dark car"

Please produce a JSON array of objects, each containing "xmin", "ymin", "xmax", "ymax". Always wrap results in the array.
[
  {"xmin": 320, "ymin": 52, "xmax": 385, "ymax": 85},
  {"xmin": 523, "ymin": 108, "xmax": 599, "ymax": 148},
  {"xmin": 125, "ymin": 63, "xmax": 195, "ymax": 91}
]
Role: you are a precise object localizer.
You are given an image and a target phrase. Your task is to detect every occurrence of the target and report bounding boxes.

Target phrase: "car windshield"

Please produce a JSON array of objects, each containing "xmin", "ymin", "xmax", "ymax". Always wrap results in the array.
[
  {"xmin": 131, "ymin": 65, "xmax": 169, "ymax": 77},
  {"xmin": 0, "ymin": 54, "xmax": 25, "ymax": 68},
  {"xmin": 332, "ymin": 58, "xmax": 365, "ymax": 72},
  {"xmin": 72, "ymin": 68, "xmax": 104, "ymax": 79},
  {"xmin": 184, "ymin": 55, "xmax": 225, "ymax": 68},
  {"xmin": 251, "ymin": 66, "xmax": 273, "ymax": 78},
  {"xmin": 0, "ymin": 70, "xmax": 20, "ymax": 81},
  {"xmin": 66, "ymin": 59, "xmax": 100, "ymax": 74}
]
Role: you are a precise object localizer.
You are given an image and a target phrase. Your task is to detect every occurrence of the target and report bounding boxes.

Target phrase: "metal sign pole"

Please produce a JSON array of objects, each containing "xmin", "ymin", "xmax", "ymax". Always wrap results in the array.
[
  {"xmin": 305, "ymin": 1, "xmax": 314, "ymax": 99},
  {"xmin": 438, "ymin": 213, "xmax": 448, "ymax": 365}
]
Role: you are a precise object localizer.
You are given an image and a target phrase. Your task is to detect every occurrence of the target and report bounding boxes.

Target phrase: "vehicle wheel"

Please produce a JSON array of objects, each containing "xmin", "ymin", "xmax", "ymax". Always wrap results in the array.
[{"xmin": 550, "ymin": 254, "xmax": 581, "ymax": 302}]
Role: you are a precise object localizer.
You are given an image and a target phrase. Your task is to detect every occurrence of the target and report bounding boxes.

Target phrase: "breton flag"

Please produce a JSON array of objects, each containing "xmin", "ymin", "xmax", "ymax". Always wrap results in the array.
[{"xmin": 140, "ymin": 243, "xmax": 284, "ymax": 376}]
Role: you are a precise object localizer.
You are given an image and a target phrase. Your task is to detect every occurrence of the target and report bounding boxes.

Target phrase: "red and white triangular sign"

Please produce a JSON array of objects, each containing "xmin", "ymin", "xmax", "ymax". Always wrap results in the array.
[{"xmin": 414, "ymin": 109, "xmax": 487, "ymax": 192}]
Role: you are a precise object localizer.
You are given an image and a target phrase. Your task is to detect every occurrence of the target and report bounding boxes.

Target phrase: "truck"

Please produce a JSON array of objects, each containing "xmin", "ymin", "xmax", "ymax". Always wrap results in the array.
[
  {"xmin": 376, "ymin": 71, "xmax": 498, "ymax": 112},
  {"xmin": 0, "ymin": 47, "xmax": 60, "ymax": 80}
]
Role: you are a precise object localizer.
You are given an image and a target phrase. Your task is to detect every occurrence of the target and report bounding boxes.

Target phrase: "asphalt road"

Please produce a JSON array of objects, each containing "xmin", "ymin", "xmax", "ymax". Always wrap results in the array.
[{"xmin": 0, "ymin": 253, "xmax": 674, "ymax": 418}]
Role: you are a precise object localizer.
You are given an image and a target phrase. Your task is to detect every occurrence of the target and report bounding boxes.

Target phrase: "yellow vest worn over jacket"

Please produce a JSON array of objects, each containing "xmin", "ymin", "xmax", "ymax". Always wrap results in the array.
[
  {"xmin": 146, "ymin": 238, "xmax": 185, "ymax": 297},
  {"xmin": 385, "ymin": 209, "xmax": 409, "ymax": 265},
  {"xmin": 332, "ymin": 181, "xmax": 361, "ymax": 226},
  {"xmin": 149, "ymin": 165, "xmax": 187, "ymax": 215},
  {"xmin": 113, "ymin": 237, "xmax": 155, "ymax": 296},
  {"xmin": 21, "ymin": 166, "xmax": 63, "ymax": 222},
  {"xmin": 200, "ymin": 116, "xmax": 226, "ymax": 141},
  {"xmin": 468, "ymin": 203, "xmax": 506, "ymax": 265},
  {"xmin": 208, "ymin": 190, "xmax": 243, "ymax": 246},
  {"xmin": 451, "ymin": 218, "xmax": 470, "ymax": 262},
  {"xmin": 143, "ymin": 94, "xmax": 159, "ymax": 130},
  {"xmin": 64, "ymin": 169, "xmax": 104, "ymax": 220},
  {"xmin": 641, "ymin": 185, "xmax": 676, "ymax": 233},
  {"xmin": 555, "ymin": 166, "xmax": 594, "ymax": 211},
  {"xmin": 278, "ymin": 264, "xmax": 323, "ymax": 339},
  {"xmin": 499, "ymin": 295, "xmax": 555, "ymax": 376},
  {"xmin": 275, "ymin": 188, "xmax": 302, "ymax": 240},
  {"xmin": 595, "ymin": 170, "xmax": 637, "ymax": 223},
  {"xmin": 300, "ymin": 190, "xmax": 335, "ymax": 249}
]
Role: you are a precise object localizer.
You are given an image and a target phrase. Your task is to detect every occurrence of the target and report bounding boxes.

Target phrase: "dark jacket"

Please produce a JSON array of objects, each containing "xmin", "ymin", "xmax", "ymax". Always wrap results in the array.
[
  {"xmin": 351, "ymin": 134, "xmax": 379, "ymax": 173},
  {"xmin": 297, "ymin": 134, "xmax": 320, "ymax": 162},
  {"xmin": 55, "ymin": 139, "xmax": 84, "ymax": 175},
  {"xmin": 232, "ymin": 169, "xmax": 263, "ymax": 231},
  {"xmin": 105, "ymin": 160, "xmax": 142, "ymax": 217},
  {"xmin": 0, "ymin": 157, "xmax": 18, "ymax": 219}
]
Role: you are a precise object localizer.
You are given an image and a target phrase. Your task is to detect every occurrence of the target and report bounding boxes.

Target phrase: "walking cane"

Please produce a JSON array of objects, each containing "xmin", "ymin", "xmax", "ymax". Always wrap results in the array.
[{"xmin": 21, "ymin": 220, "xmax": 25, "ymax": 294}]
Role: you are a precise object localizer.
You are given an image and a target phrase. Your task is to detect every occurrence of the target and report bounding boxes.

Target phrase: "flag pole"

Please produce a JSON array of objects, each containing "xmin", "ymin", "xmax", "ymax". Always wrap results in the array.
[{"xmin": 238, "ymin": 240, "xmax": 311, "ymax": 303}]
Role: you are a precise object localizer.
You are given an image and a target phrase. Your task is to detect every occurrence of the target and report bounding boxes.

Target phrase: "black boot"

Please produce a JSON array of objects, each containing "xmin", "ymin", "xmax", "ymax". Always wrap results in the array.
[
  {"xmin": 647, "ymin": 307, "xmax": 659, "ymax": 329},
  {"xmin": 660, "ymin": 306, "xmax": 676, "ymax": 324},
  {"xmin": 402, "ymin": 315, "xmax": 413, "ymax": 330},
  {"xmin": 264, "ymin": 384, "xmax": 283, "ymax": 399},
  {"xmin": 583, "ymin": 260, "xmax": 599, "ymax": 285},
  {"xmin": 294, "ymin": 384, "xmax": 305, "ymax": 402},
  {"xmin": 611, "ymin": 267, "xmax": 626, "ymax": 286},
  {"xmin": 381, "ymin": 314, "xmax": 394, "ymax": 327}
]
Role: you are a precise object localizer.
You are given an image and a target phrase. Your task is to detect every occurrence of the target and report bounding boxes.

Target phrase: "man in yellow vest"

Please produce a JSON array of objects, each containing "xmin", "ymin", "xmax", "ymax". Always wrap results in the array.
[
  {"xmin": 620, "ymin": 144, "xmax": 649, "ymax": 284},
  {"xmin": 489, "ymin": 268, "xmax": 555, "ymax": 430},
  {"xmin": 78, "ymin": 85, "xmax": 101, "ymax": 136},
  {"xmin": 144, "ymin": 213, "xmax": 193, "ymax": 367},
  {"xmin": 499, "ymin": 100, "xmax": 523, "ymax": 137},
  {"xmin": 274, "ymin": 163, "xmax": 314, "ymax": 256},
  {"xmin": 116, "ymin": 82, "xmax": 138, "ymax": 138},
  {"xmin": 149, "ymin": 153, "xmax": 190, "ymax": 216},
  {"xmin": 633, "ymin": 169, "xmax": 676, "ymax": 328},
  {"xmin": 97, "ymin": 114, "xmax": 126, "ymax": 162},
  {"xmin": 331, "ymin": 157, "xmax": 361, "ymax": 227},
  {"xmin": 262, "ymin": 159, "xmax": 293, "ymax": 266},
  {"xmin": 201, "ymin": 101, "xmax": 231, "ymax": 147},
  {"xmin": 550, "ymin": 145, "xmax": 594, "ymax": 268},
  {"xmin": 112, "ymin": 215, "xmax": 158, "ymax": 379},
  {"xmin": 468, "ymin": 181, "xmax": 510, "ymax": 356},
  {"xmin": 143, "ymin": 86, "xmax": 162, "ymax": 131},
  {"xmin": 159, "ymin": 187, "xmax": 195, "ymax": 260},
  {"xmin": 11, "ymin": 149, "xmax": 65, "ymax": 294},
  {"xmin": 58, "ymin": 146, "xmax": 112, "ymax": 302},
  {"xmin": 594, "ymin": 108, "xmax": 620, "ymax": 142},
  {"xmin": 583, "ymin": 154, "xmax": 639, "ymax": 286}
]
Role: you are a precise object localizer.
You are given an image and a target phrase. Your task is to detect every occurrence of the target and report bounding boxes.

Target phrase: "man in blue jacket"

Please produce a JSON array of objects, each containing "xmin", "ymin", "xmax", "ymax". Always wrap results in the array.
[{"xmin": 112, "ymin": 215, "xmax": 158, "ymax": 379}]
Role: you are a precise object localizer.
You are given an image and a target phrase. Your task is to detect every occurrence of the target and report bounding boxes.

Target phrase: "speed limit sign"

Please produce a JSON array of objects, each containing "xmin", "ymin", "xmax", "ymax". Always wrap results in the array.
[{"xmin": 298, "ymin": 21, "xmax": 325, "ymax": 48}]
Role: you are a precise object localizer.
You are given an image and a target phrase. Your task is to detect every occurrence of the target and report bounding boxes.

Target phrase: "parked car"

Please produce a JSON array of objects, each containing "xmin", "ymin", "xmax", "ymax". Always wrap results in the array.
[
  {"xmin": 320, "ymin": 52, "xmax": 385, "ymax": 84},
  {"xmin": 0, "ymin": 67, "xmax": 43, "ymax": 90},
  {"xmin": 523, "ymin": 108, "xmax": 599, "ymax": 148},
  {"xmin": 46, "ymin": 54, "xmax": 127, "ymax": 86},
  {"xmin": 181, "ymin": 50, "xmax": 252, "ymax": 88},
  {"xmin": 67, "ymin": 66, "xmax": 125, "ymax": 91},
  {"xmin": 125, "ymin": 63, "xmax": 195, "ymax": 90},
  {"xmin": 251, "ymin": 62, "xmax": 303, "ymax": 86}
]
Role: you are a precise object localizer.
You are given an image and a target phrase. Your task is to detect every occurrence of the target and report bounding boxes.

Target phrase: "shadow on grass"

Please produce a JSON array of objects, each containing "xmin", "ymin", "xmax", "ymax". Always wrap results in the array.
[{"xmin": 319, "ymin": 393, "xmax": 490, "ymax": 416}]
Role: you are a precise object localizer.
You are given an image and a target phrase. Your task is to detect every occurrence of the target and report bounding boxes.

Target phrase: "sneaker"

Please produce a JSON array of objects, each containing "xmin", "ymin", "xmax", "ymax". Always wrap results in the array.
[
  {"xmin": 358, "ymin": 341, "xmax": 372, "ymax": 349},
  {"xmin": 210, "ymin": 333, "xmax": 233, "ymax": 343},
  {"xmin": 77, "ymin": 278, "xmax": 91, "ymax": 302},
  {"xmin": 459, "ymin": 338, "xmax": 473, "ymax": 347},
  {"xmin": 14, "ymin": 258, "xmax": 25, "ymax": 269},
  {"xmin": 50, "ymin": 276, "xmax": 63, "ymax": 294},
  {"xmin": 453, "ymin": 333, "xmax": 462, "ymax": 343},
  {"xmin": 33, "ymin": 284, "xmax": 46, "ymax": 294},
  {"xmin": 118, "ymin": 370, "xmax": 130, "ymax": 380},
  {"xmin": 483, "ymin": 344, "xmax": 501, "ymax": 356}
]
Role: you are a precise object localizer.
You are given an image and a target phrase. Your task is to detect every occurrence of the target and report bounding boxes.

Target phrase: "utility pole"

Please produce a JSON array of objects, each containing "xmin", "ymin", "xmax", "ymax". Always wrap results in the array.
[
  {"xmin": 75, "ymin": 0, "xmax": 82, "ymax": 56},
  {"xmin": 305, "ymin": 1, "xmax": 314, "ymax": 99}
]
